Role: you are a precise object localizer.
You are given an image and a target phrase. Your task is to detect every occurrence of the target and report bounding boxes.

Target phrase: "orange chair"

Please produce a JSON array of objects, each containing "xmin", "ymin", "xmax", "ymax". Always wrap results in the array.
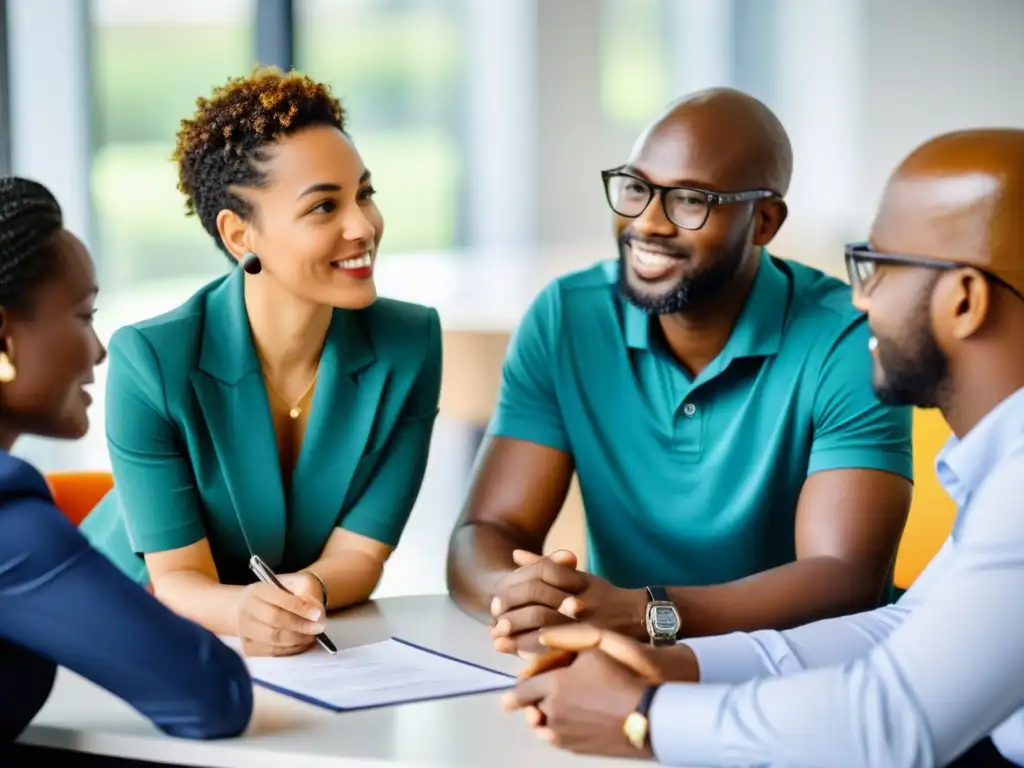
[
  {"xmin": 45, "ymin": 471, "xmax": 114, "ymax": 526},
  {"xmin": 893, "ymin": 410, "xmax": 958, "ymax": 590}
]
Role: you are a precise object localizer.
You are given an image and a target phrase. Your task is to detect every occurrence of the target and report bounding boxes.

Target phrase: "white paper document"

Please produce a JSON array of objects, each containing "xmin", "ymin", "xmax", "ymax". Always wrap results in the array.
[{"xmin": 243, "ymin": 637, "xmax": 514, "ymax": 712}]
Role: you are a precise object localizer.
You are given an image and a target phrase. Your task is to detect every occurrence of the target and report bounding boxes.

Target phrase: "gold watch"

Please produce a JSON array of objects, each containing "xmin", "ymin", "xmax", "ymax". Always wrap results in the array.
[{"xmin": 622, "ymin": 684, "xmax": 660, "ymax": 751}]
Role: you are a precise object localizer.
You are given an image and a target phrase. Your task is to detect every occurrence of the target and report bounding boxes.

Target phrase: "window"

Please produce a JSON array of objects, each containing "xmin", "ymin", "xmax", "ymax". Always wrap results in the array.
[
  {"xmin": 600, "ymin": 0, "xmax": 670, "ymax": 133},
  {"xmin": 90, "ymin": 0, "xmax": 255, "ymax": 297},
  {"xmin": 0, "ymin": 1, "xmax": 11, "ymax": 176},
  {"xmin": 295, "ymin": 0, "xmax": 467, "ymax": 256}
]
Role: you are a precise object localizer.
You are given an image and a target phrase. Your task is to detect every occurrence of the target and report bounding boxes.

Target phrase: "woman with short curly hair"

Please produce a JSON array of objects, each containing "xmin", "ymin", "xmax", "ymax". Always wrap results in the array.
[{"xmin": 81, "ymin": 67, "xmax": 442, "ymax": 658}]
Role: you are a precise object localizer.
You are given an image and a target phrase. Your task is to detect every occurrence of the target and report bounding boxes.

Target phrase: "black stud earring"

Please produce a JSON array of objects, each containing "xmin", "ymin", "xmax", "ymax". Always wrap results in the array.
[{"xmin": 242, "ymin": 251, "xmax": 262, "ymax": 275}]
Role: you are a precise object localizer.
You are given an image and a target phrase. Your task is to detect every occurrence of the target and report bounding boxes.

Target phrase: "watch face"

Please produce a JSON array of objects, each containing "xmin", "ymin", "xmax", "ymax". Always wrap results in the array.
[
  {"xmin": 622, "ymin": 712, "xmax": 648, "ymax": 750},
  {"xmin": 652, "ymin": 604, "xmax": 678, "ymax": 632}
]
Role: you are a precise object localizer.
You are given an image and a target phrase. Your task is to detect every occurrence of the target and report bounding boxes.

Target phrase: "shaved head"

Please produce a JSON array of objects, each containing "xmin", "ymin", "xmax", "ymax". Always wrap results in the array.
[
  {"xmin": 871, "ymin": 128, "xmax": 1024, "ymax": 295},
  {"xmin": 633, "ymin": 87, "xmax": 794, "ymax": 196},
  {"xmin": 859, "ymin": 128, "xmax": 1024, "ymax": 432},
  {"xmin": 612, "ymin": 87, "xmax": 792, "ymax": 316}
]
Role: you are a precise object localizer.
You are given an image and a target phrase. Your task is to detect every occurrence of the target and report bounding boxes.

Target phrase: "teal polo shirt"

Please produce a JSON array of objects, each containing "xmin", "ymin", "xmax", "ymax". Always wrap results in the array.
[{"xmin": 488, "ymin": 251, "xmax": 913, "ymax": 589}]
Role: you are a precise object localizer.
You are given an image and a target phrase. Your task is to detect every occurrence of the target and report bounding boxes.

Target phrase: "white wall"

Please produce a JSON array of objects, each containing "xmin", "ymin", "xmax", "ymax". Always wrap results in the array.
[
  {"xmin": 860, "ymin": 0, "xmax": 1024, "ymax": 223},
  {"xmin": 765, "ymin": 0, "xmax": 1024, "ymax": 274}
]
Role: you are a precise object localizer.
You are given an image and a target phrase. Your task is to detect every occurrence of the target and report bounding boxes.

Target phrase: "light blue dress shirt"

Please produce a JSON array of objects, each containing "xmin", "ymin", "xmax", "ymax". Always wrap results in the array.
[{"xmin": 650, "ymin": 387, "xmax": 1024, "ymax": 767}]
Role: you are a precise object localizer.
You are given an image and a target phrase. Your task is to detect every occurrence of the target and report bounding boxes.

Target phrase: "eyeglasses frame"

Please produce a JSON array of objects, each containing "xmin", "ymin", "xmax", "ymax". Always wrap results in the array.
[
  {"xmin": 601, "ymin": 167, "xmax": 777, "ymax": 231},
  {"xmin": 844, "ymin": 241, "xmax": 1023, "ymax": 301}
]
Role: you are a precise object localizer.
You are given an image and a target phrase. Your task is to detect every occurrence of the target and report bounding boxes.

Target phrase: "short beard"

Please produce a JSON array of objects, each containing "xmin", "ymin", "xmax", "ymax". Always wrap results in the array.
[
  {"xmin": 616, "ymin": 232, "xmax": 747, "ymax": 315},
  {"xmin": 874, "ymin": 280, "xmax": 950, "ymax": 409}
]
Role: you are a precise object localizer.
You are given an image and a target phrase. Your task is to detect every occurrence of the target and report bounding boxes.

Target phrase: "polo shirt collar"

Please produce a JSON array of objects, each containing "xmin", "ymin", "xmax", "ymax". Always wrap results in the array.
[
  {"xmin": 624, "ymin": 295, "xmax": 652, "ymax": 350},
  {"xmin": 719, "ymin": 249, "xmax": 789, "ymax": 360},
  {"xmin": 622, "ymin": 249, "xmax": 789, "ymax": 363}
]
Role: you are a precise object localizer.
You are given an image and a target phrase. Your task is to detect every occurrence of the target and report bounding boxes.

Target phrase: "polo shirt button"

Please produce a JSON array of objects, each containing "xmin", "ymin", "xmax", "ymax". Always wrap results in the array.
[{"xmin": 682, "ymin": 403, "xmax": 697, "ymax": 417}]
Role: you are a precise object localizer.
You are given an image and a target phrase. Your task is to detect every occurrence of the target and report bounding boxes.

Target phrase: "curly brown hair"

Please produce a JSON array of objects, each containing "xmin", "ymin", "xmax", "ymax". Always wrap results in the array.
[{"xmin": 173, "ymin": 66, "xmax": 346, "ymax": 255}]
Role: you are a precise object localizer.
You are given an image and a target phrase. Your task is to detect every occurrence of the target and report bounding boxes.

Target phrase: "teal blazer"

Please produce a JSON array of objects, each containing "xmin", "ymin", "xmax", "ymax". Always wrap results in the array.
[{"xmin": 81, "ymin": 268, "xmax": 442, "ymax": 586}]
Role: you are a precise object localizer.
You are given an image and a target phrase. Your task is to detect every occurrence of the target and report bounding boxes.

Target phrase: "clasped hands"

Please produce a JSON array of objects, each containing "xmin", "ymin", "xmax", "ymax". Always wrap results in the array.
[
  {"xmin": 237, "ymin": 571, "xmax": 326, "ymax": 657},
  {"xmin": 490, "ymin": 550, "xmax": 697, "ymax": 757},
  {"xmin": 488, "ymin": 549, "xmax": 647, "ymax": 656},
  {"xmin": 500, "ymin": 623, "xmax": 699, "ymax": 758}
]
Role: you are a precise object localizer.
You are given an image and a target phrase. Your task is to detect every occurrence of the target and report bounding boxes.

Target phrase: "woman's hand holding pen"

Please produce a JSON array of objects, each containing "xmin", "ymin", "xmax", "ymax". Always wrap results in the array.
[
  {"xmin": 278, "ymin": 572, "xmax": 324, "ymax": 607},
  {"xmin": 236, "ymin": 579, "xmax": 326, "ymax": 657}
]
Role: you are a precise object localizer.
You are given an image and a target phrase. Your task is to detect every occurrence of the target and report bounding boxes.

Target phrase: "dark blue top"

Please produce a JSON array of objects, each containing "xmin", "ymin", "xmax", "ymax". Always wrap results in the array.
[{"xmin": 0, "ymin": 451, "xmax": 253, "ymax": 742}]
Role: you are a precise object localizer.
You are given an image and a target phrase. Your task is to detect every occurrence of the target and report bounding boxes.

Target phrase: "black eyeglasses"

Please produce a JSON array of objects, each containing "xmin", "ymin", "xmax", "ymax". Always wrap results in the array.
[
  {"xmin": 601, "ymin": 167, "xmax": 777, "ymax": 231},
  {"xmin": 845, "ymin": 242, "xmax": 1024, "ymax": 300}
]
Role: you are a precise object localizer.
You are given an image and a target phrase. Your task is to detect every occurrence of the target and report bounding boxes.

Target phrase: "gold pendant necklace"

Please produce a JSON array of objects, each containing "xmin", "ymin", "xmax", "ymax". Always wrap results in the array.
[{"xmin": 264, "ymin": 370, "xmax": 319, "ymax": 420}]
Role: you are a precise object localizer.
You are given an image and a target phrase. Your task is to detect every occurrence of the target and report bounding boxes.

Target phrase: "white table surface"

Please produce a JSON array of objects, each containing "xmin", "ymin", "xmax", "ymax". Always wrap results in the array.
[{"xmin": 19, "ymin": 594, "xmax": 651, "ymax": 767}]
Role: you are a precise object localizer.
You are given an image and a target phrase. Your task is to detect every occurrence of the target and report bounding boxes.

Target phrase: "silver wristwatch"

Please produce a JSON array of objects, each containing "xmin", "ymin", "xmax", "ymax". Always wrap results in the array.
[{"xmin": 644, "ymin": 586, "xmax": 680, "ymax": 646}]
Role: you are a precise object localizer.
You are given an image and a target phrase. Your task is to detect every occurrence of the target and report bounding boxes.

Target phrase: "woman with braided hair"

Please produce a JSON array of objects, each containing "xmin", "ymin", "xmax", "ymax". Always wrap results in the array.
[
  {"xmin": 0, "ymin": 176, "xmax": 252, "ymax": 742},
  {"xmin": 80, "ymin": 67, "xmax": 442, "ymax": 658}
]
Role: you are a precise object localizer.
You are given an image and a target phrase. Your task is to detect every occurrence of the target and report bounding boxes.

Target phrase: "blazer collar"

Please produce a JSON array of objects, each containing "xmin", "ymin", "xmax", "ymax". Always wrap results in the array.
[
  {"xmin": 190, "ymin": 267, "xmax": 382, "ymax": 570},
  {"xmin": 198, "ymin": 267, "xmax": 376, "ymax": 385}
]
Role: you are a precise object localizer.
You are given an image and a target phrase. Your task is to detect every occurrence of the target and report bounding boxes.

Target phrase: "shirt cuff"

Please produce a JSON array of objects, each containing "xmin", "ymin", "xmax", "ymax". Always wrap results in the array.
[
  {"xmin": 649, "ymin": 682, "xmax": 731, "ymax": 766},
  {"xmin": 685, "ymin": 632, "xmax": 771, "ymax": 684}
]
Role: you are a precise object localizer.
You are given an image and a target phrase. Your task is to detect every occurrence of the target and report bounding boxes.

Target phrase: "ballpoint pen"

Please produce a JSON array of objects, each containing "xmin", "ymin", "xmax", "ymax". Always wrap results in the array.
[{"xmin": 248, "ymin": 554, "xmax": 337, "ymax": 654}]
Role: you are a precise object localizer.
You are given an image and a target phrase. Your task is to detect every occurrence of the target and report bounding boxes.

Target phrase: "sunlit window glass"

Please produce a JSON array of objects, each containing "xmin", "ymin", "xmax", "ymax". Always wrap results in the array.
[
  {"xmin": 296, "ymin": 0, "xmax": 467, "ymax": 256},
  {"xmin": 600, "ymin": 0, "xmax": 670, "ymax": 133},
  {"xmin": 90, "ymin": 0, "xmax": 255, "ymax": 295}
]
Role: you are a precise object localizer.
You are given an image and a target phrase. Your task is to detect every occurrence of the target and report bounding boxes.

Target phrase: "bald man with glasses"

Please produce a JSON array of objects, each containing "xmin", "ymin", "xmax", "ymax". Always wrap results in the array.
[
  {"xmin": 504, "ymin": 126, "xmax": 1024, "ymax": 768},
  {"xmin": 447, "ymin": 88, "xmax": 915, "ymax": 659}
]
